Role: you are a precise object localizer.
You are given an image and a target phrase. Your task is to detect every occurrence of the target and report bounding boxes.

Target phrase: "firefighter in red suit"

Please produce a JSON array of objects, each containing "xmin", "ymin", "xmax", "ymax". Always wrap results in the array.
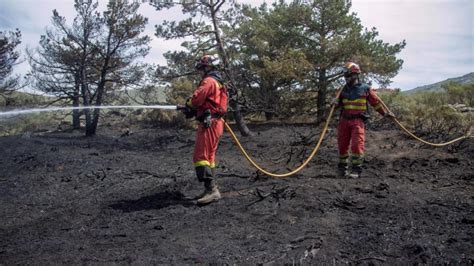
[
  {"xmin": 178, "ymin": 55, "xmax": 227, "ymax": 205},
  {"xmin": 335, "ymin": 62, "xmax": 394, "ymax": 178}
]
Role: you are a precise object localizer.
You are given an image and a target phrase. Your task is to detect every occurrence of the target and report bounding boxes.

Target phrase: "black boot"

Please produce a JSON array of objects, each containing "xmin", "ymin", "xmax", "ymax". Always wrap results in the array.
[
  {"xmin": 195, "ymin": 166, "xmax": 212, "ymax": 182},
  {"xmin": 337, "ymin": 163, "xmax": 349, "ymax": 177},
  {"xmin": 195, "ymin": 166, "xmax": 212, "ymax": 199},
  {"xmin": 348, "ymin": 165, "xmax": 362, "ymax": 178}
]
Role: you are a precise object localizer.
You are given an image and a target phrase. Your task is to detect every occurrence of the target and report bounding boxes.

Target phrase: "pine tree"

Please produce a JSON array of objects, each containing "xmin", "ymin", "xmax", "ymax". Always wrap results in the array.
[
  {"xmin": 151, "ymin": 0, "xmax": 252, "ymax": 136},
  {"xmin": 0, "ymin": 29, "xmax": 22, "ymax": 96},
  {"xmin": 29, "ymin": 0, "xmax": 150, "ymax": 136}
]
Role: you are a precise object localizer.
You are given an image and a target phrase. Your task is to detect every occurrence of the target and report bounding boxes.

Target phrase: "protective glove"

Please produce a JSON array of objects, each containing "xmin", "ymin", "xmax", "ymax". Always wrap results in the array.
[
  {"xmin": 177, "ymin": 103, "xmax": 196, "ymax": 119},
  {"xmin": 185, "ymin": 98, "xmax": 193, "ymax": 108},
  {"xmin": 202, "ymin": 109, "xmax": 212, "ymax": 128}
]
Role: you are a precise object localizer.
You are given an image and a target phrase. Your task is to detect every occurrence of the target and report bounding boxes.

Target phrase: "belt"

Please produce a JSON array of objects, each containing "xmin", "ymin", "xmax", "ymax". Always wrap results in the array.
[
  {"xmin": 341, "ymin": 112, "xmax": 372, "ymax": 121},
  {"xmin": 196, "ymin": 113, "xmax": 223, "ymax": 122},
  {"xmin": 341, "ymin": 113, "xmax": 363, "ymax": 120}
]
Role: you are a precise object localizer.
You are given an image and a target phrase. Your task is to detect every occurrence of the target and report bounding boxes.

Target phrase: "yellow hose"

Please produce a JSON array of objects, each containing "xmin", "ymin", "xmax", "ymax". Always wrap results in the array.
[
  {"xmin": 223, "ymin": 90, "xmax": 342, "ymax": 178},
  {"xmin": 223, "ymin": 90, "xmax": 470, "ymax": 178},
  {"xmin": 379, "ymin": 100, "xmax": 471, "ymax": 147}
]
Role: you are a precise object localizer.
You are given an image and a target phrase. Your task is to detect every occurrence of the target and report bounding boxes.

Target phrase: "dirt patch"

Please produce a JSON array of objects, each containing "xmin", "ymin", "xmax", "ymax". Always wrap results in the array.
[{"xmin": 0, "ymin": 124, "xmax": 472, "ymax": 264}]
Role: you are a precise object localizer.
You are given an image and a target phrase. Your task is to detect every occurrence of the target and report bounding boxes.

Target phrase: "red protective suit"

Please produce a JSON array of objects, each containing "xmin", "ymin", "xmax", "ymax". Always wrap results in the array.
[
  {"xmin": 189, "ymin": 74, "xmax": 226, "ymax": 169},
  {"xmin": 337, "ymin": 83, "xmax": 386, "ymax": 166}
]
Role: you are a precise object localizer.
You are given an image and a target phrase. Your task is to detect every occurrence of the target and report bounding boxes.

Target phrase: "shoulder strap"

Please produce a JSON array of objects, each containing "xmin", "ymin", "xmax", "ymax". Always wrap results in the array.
[
  {"xmin": 365, "ymin": 85, "xmax": 371, "ymax": 114},
  {"xmin": 204, "ymin": 77, "xmax": 227, "ymax": 116}
]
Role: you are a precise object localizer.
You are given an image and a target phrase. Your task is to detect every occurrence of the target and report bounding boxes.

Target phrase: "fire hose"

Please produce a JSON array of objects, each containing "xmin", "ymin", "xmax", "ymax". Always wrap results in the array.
[
  {"xmin": 378, "ymin": 100, "xmax": 472, "ymax": 147},
  {"xmin": 221, "ymin": 89, "xmax": 344, "ymax": 178},
  {"xmin": 222, "ymin": 89, "xmax": 472, "ymax": 178},
  {"xmin": 1, "ymin": 95, "xmax": 470, "ymax": 179},
  {"xmin": 224, "ymin": 104, "xmax": 337, "ymax": 178}
]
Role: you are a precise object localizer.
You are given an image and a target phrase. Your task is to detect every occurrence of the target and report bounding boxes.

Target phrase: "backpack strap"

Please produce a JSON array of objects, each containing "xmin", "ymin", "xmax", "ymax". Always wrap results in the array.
[{"xmin": 204, "ymin": 77, "xmax": 227, "ymax": 118}]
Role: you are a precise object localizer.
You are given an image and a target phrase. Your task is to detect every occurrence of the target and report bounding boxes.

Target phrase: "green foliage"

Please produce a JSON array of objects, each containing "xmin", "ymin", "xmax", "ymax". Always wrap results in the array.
[
  {"xmin": 229, "ymin": 3, "xmax": 314, "ymax": 116},
  {"xmin": 0, "ymin": 29, "xmax": 22, "ymax": 94},
  {"xmin": 149, "ymin": 0, "xmax": 405, "ymax": 123},
  {"xmin": 165, "ymin": 78, "xmax": 194, "ymax": 105},
  {"xmin": 110, "ymin": 86, "xmax": 167, "ymax": 106},
  {"xmin": 443, "ymin": 82, "xmax": 474, "ymax": 106},
  {"xmin": 144, "ymin": 109, "xmax": 193, "ymax": 129},
  {"xmin": 225, "ymin": 0, "xmax": 405, "ymax": 120},
  {"xmin": 141, "ymin": 78, "xmax": 195, "ymax": 128},
  {"xmin": 29, "ymin": 0, "xmax": 151, "ymax": 136},
  {"xmin": 0, "ymin": 113, "xmax": 62, "ymax": 137},
  {"xmin": 0, "ymin": 92, "xmax": 67, "ymax": 136},
  {"xmin": 277, "ymin": 90, "xmax": 318, "ymax": 120},
  {"xmin": 380, "ymin": 83, "xmax": 473, "ymax": 139},
  {"xmin": 0, "ymin": 91, "xmax": 48, "ymax": 107}
]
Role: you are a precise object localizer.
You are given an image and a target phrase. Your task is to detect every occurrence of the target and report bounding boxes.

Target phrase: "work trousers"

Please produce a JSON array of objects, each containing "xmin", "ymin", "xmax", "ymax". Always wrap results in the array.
[
  {"xmin": 193, "ymin": 118, "xmax": 224, "ymax": 168},
  {"xmin": 337, "ymin": 118, "xmax": 365, "ymax": 166}
]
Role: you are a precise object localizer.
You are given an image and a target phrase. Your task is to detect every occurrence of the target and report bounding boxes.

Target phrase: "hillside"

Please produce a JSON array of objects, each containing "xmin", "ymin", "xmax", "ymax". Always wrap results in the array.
[
  {"xmin": 111, "ymin": 87, "xmax": 168, "ymax": 105},
  {"xmin": 404, "ymin": 72, "xmax": 474, "ymax": 94},
  {"xmin": 0, "ymin": 91, "xmax": 53, "ymax": 108}
]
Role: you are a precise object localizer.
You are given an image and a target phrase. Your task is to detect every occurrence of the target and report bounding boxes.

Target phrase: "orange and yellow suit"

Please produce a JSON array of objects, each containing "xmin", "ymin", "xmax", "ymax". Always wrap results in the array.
[
  {"xmin": 336, "ymin": 83, "xmax": 387, "ymax": 167},
  {"xmin": 187, "ymin": 72, "xmax": 226, "ymax": 169}
]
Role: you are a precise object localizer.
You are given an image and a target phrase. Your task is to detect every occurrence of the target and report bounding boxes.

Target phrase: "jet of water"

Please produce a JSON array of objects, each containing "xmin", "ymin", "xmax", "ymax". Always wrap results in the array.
[{"xmin": 0, "ymin": 105, "xmax": 178, "ymax": 117}]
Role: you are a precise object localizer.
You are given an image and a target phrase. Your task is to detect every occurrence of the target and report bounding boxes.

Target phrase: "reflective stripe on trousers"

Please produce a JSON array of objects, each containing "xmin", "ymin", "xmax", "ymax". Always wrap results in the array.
[
  {"xmin": 337, "ymin": 118, "xmax": 365, "ymax": 165},
  {"xmin": 193, "ymin": 118, "xmax": 224, "ymax": 168}
]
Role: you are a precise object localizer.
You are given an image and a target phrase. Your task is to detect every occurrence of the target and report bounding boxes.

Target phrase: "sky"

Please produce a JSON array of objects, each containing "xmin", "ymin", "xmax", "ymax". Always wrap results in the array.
[{"xmin": 0, "ymin": 0, "xmax": 473, "ymax": 91}]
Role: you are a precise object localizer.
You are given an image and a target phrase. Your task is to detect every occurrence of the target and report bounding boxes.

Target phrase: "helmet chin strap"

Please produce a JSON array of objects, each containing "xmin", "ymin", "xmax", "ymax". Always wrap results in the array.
[
  {"xmin": 345, "ymin": 75, "xmax": 358, "ymax": 86},
  {"xmin": 203, "ymin": 66, "xmax": 215, "ymax": 75}
]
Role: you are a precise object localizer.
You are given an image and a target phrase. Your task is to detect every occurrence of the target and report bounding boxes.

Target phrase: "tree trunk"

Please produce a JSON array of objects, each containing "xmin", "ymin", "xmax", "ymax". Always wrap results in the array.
[
  {"xmin": 229, "ymin": 99, "xmax": 252, "ymax": 136},
  {"xmin": 89, "ymin": 84, "xmax": 105, "ymax": 137},
  {"xmin": 316, "ymin": 69, "xmax": 328, "ymax": 125},
  {"xmin": 89, "ymin": 59, "xmax": 109, "ymax": 137},
  {"xmin": 264, "ymin": 111, "xmax": 274, "ymax": 121},
  {"xmin": 80, "ymin": 28, "xmax": 95, "ymax": 137},
  {"xmin": 89, "ymin": 111, "xmax": 99, "ymax": 136},
  {"xmin": 82, "ymin": 86, "xmax": 94, "ymax": 137},
  {"xmin": 210, "ymin": 0, "xmax": 252, "ymax": 136},
  {"xmin": 72, "ymin": 95, "xmax": 81, "ymax": 129},
  {"xmin": 72, "ymin": 83, "xmax": 81, "ymax": 129},
  {"xmin": 81, "ymin": 69, "xmax": 94, "ymax": 136}
]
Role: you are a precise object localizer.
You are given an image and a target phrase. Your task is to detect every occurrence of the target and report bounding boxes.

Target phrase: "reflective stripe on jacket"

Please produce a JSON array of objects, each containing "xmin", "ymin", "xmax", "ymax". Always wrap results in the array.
[{"xmin": 338, "ymin": 83, "xmax": 386, "ymax": 117}]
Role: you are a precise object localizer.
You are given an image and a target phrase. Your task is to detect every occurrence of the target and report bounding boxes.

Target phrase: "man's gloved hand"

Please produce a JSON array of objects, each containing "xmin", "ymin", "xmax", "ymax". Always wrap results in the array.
[
  {"xmin": 177, "ymin": 103, "xmax": 196, "ymax": 119},
  {"xmin": 202, "ymin": 109, "xmax": 212, "ymax": 128}
]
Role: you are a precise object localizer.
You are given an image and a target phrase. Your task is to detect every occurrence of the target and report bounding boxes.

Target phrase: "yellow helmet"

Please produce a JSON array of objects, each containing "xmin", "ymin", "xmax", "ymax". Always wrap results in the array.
[{"xmin": 343, "ymin": 61, "xmax": 361, "ymax": 74}]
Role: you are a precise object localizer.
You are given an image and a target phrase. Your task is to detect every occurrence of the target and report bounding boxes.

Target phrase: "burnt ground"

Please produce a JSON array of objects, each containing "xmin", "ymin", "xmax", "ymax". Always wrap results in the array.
[{"xmin": 0, "ymin": 121, "xmax": 473, "ymax": 264}]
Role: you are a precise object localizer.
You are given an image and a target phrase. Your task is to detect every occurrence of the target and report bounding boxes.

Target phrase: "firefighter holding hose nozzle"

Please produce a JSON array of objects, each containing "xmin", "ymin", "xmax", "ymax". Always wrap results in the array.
[
  {"xmin": 333, "ymin": 61, "xmax": 395, "ymax": 178},
  {"xmin": 177, "ymin": 55, "xmax": 228, "ymax": 205}
]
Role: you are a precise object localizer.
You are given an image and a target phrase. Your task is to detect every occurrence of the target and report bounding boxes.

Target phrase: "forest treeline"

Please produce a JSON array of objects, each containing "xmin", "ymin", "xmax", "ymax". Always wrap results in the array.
[{"xmin": 0, "ymin": 0, "xmax": 471, "ymax": 137}]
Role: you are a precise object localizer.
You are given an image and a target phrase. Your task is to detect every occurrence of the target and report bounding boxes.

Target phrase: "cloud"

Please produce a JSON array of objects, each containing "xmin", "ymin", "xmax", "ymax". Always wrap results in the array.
[
  {"xmin": 1, "ymin": 0, "xmax": 472, "ymax": 91},
  {"xmin": 351, "ymin": 0, "xmax": 473, "ymax": 89}
]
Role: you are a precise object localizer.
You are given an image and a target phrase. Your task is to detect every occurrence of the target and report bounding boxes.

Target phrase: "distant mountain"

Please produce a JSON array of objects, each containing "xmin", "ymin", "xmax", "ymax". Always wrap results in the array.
[{"xmin": 404, "ymin": 72, "xmax": 474, "ymax": 94}]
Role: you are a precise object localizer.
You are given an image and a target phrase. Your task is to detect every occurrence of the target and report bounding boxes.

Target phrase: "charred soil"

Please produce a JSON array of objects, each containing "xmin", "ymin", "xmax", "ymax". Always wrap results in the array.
[{"xmin": 0, "ymin": 122, "xmax": 473, "ymax": 264}]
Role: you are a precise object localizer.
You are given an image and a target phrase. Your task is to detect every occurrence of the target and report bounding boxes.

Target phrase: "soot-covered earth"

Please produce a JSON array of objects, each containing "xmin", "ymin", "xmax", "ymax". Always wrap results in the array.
[{"xmin": 0, "ymin": 120, "xmax": 472, "ymax": 264}]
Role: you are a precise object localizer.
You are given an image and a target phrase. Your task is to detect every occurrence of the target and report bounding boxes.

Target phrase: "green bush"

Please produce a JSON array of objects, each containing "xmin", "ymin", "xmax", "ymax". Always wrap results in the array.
[
  {"xmin": 0, "ymin": 92, "xmax": 65, "ymax": 136},
  {"xmin": 142, "ymin": 79, "xmax": 196, "ymax": 129},
  {"xmin": 0, "ymin": 112, "xmax": 63, "ymax": 136},
  {"xmin": 143, "ymin": 109, "xmax": 194, "ymax": 128},
  {"xmin": 379, "ymin": 83, "xmax": 473, "ymax": 139}
]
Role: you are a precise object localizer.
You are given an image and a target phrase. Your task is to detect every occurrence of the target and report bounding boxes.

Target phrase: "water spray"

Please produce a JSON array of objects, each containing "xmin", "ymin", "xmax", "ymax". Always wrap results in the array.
[{"xmin": 0, "ymin": 105, "xmax": 178, "ymax": 118}]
